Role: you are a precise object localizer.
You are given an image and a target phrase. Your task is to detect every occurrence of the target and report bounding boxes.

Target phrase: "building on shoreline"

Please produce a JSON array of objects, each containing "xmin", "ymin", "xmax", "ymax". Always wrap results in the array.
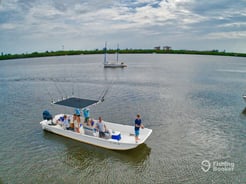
[
  {"xmin": 154, "ymin": 46, "xmax": 172, "ymax": 51},
  {"xmin": 163, "ymin": 46, "xmax": 172, "ymax": 51}
]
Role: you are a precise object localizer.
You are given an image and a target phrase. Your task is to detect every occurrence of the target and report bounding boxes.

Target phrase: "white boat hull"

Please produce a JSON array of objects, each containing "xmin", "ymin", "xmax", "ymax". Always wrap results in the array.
[
  {"xmin": 40, "ymin": 114, "xmax": 152, "ymax": 150},
  {"xmin": 104, "ymin": 63, "xmax": 127, "ymax": 68}
]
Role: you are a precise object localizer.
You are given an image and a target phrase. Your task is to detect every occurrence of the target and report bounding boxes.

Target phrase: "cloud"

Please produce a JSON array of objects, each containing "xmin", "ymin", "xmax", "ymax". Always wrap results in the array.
[
  {"xmin": 206, "ymin": 31, "xmax": 246, "ymax": 40},
  {"xmin": 0, "ymin": 0, "xmax": 246, "ymax": 53}
]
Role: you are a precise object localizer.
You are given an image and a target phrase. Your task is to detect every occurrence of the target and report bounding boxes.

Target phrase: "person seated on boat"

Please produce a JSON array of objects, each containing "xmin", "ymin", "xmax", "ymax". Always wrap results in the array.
[
  {"xmin": 96, "ymin": 117, "xmax": 108, "ymax": 138},
  {"xmin": 82, "ymin": 108, "xmax": 90, "ymax": 124},
  {"xmin": 62, "ymin": 115, "xmax": 70, "ymax": 130},
  {"xmin": 87, "ymin": 118, "xmax": 95, "ymax": 127},
  {"xmin": 56, "ymin": 116, "xmax": 64, "ymax": 125}
]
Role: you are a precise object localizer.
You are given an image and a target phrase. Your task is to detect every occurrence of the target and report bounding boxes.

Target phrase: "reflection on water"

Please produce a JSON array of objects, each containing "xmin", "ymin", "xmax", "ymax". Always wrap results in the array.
[{"xmin": 241, "ymin": 107, "xmax": 246, "ymax": 115}]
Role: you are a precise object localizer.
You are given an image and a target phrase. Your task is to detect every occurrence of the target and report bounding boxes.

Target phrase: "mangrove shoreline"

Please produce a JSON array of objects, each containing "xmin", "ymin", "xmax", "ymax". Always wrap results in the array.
[{"xmin": 0, "ymin": 49, "xmax": 246, "ymax": 60}]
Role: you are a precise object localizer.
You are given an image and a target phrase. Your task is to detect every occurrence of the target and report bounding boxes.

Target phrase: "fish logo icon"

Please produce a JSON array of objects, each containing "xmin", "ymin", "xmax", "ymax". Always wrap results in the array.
[{"xmin": 201, "ymin": 160, "xmax": 211, "ymax": 172}]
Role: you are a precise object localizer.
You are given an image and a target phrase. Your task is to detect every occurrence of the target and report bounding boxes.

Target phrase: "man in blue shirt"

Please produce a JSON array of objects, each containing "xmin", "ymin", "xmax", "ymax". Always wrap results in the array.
[{"xmin": 135, "ymin": 114, "xmax": 144, "ymax": 143}]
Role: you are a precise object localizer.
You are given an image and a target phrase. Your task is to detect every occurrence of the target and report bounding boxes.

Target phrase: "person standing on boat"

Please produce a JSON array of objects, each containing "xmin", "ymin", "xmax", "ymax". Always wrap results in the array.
[
  {"xmin": 74, "ymin": 109, "xmax": 81, "ymax": 133},
  {"xmin": 96, "ymin": 117, "xmax": 107, "ymax": 138},
  {"xmin": 82, "ymin": 108, "xmax": 90, "ymax": 124},
  {"xmin": 135, "ymin": 114, "xmax": 144, "ymax": 143}
]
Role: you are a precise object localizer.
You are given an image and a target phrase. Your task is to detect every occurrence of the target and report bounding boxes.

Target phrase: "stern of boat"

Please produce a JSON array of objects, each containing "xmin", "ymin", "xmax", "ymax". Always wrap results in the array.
[{"xmin": 40, "ymin": 120, "xmax": 48, "ymax": 129}]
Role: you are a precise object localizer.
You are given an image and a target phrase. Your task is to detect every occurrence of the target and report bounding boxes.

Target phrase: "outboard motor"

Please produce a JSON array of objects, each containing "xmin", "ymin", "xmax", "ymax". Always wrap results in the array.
[{"xmin": 42, "ymin": 110, "xmax": 53, "ymax": 120}]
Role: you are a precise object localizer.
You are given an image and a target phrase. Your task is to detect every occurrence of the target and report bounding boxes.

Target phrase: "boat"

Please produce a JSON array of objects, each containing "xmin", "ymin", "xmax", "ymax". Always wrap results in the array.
[
  {"xmin": 40, "ymin": 97, "xmax": 152, "ymax": 150},
  {"xmin": 104, "ymin": 43, "xmax": 127, "ymax": 68}
]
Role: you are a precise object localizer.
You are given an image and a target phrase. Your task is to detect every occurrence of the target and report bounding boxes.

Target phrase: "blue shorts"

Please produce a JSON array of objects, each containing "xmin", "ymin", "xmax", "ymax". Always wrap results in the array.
[{"xmin": 135, "ymin": 130, "xmax": 140, "ymax": 136}]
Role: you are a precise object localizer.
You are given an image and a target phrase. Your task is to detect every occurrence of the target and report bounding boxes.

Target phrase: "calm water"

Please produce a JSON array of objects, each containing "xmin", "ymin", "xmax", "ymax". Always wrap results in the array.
[{"xmin": 0, "ymin": 54, "xmax": 245, "ymax": 183}]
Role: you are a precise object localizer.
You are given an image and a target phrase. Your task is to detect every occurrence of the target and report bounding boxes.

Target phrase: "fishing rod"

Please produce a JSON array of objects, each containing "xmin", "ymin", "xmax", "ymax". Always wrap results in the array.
[{"xmin": 99, "ymin": 80, "xmax": 114, "ymax": 102}]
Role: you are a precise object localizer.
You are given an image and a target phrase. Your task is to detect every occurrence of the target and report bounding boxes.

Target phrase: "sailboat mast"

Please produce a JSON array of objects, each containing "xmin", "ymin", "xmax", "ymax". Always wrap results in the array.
[
  {"xmin": 116, "ymin": 43, "xmax": 119, "ymax": 64},
  {"xmin": 104, "ymin": 42, "xmax": 107, "ymax": 64}
]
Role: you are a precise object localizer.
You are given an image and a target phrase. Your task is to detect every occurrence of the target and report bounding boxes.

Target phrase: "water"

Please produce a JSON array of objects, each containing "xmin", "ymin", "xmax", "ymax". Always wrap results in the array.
[{"xmin": 0, "ymin": 54, "xmax": 245, "ymax": 183}]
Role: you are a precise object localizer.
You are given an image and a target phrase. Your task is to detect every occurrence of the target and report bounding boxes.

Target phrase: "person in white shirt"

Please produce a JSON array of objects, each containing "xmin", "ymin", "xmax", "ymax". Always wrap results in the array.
[{"xmin": 96, "ymin": 117, "xmax": 107, "ymax": 138}]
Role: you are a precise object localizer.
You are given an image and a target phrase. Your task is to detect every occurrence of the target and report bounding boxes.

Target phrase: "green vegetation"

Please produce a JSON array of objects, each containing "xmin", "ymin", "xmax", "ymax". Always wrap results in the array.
[{"xmin": 0, "ymin": 49, "xmax": 246, "ymax": 60}]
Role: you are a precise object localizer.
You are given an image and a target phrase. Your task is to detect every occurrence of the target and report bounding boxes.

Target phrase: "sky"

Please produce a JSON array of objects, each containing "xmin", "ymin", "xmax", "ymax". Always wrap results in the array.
[{"xmin": 0, "ymin": 0, "xmax": 246, "ymax": 54}]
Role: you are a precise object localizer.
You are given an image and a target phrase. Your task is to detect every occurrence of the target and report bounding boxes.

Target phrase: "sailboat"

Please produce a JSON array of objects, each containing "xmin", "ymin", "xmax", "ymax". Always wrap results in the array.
[{"xmin": 104, "ymin": 43, "xmax": 127, "ymax": 68}]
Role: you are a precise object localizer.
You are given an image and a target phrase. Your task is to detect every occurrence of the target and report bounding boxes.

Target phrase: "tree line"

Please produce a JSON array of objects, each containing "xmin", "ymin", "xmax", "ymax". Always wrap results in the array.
[{"xmin": 0, "ymin": 49, "xmax": 245, "ymax": 60}]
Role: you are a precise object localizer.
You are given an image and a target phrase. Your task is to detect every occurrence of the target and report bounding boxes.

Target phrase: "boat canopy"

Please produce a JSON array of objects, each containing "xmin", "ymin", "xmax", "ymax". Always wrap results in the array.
[{"xmin": 54, "ymin": 97, "xmax": 99, "ymax": 109}]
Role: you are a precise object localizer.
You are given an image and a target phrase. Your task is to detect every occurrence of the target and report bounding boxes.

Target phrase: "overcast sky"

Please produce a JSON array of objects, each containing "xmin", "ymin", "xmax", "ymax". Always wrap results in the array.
[{"xmin": 0, "ymin": 0, "xmax": 246, "ymax": 54}]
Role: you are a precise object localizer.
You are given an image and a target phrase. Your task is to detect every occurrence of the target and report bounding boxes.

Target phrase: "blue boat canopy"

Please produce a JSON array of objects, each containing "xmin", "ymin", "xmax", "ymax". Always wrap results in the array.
[{"xmin": 54, "ymin": 97, "xmax": 99, "ymax": 109}]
